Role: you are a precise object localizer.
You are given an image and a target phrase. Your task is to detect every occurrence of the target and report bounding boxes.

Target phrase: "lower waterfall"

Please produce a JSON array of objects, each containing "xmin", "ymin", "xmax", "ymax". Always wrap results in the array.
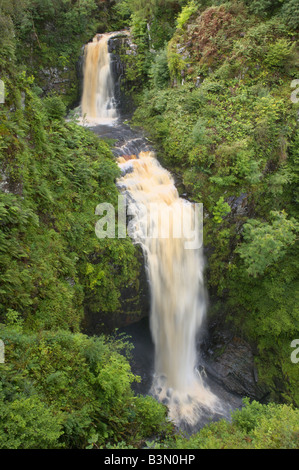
[{"xmin": 117, "ymin": 153, "xmax": 222, "ymax": 426}]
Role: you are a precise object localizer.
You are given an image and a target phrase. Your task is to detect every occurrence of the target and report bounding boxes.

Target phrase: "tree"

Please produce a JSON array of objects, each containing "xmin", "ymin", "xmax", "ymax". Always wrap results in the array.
[{"xmin": 236, "ymin": 211, "xmax": 298, "ymax": 277}]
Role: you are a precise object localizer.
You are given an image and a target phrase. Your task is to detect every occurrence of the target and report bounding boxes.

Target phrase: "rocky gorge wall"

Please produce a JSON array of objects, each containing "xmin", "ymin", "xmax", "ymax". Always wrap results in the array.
[{"xmin": 108, "ymin": 31, "xmax": 137, "ymax": 116}]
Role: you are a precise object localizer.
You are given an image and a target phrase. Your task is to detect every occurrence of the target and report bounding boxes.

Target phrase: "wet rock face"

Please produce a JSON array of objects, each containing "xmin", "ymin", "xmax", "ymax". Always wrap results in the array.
[
  {"xmin": 227, "ymin": 192, "xmax": 248, "ymax": 217},
  {"xmin": 37, "ymin": 65, "xmax": 80, "ymax": 107},
  {"xmin": 108, "ymin": 32, "xmax": 137, "ymax": 116},
  {"xmin": 201, "ymin": 320, "xmax": 269, "ymax": 401},
  {"xmin": 82, "ymin": 244, "xmax": 150, "ymax": 336},
  {"xmin": 0, "ymin": 168, "xmax": 23, "ymax": 195},
  {"xmin": 0, "ymin": 170, "xmax": 10, "ymax": 193}
]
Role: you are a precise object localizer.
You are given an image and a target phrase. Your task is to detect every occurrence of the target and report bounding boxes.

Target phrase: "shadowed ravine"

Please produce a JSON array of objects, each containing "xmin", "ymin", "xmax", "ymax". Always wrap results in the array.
[{"xmin": 79, "ymin": 32, "xmax": 243, "ymax": 431}]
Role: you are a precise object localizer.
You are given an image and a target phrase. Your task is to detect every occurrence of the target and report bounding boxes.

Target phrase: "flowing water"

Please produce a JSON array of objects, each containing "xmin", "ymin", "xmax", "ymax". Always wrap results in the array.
[
  {"xmin": 79, "ymin": 31, "xmax": 239, "ymax": 430},
  {"xmin": 81, "ymin": 33, "xmax": 118, "ymax": 125},
  {"xmin": 117, "ymin": 153, "xmax": 224, "ymax": 427}
]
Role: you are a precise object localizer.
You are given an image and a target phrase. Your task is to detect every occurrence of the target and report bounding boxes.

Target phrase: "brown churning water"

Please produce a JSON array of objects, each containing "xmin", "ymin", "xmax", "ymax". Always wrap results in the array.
[{"xmin": 117, "ymin": 153, "xmax": 221, "ymax": 426}]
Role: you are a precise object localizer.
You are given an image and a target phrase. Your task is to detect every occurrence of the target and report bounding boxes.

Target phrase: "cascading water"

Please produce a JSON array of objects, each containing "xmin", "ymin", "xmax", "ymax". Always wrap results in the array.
[
  {"xmin": 117, "ymin": 153, "xmax": 222, "ymax": 427},
  {"xmin": 81, "ymin": 33, "xmax": 117, "ymax": 124},
  {"xmin": 80, "ymin": 31, "xmax": 230, "ymax": 428}
]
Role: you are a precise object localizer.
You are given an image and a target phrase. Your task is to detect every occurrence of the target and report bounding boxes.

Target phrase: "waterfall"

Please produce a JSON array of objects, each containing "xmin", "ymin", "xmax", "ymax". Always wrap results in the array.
[
  {"xmin": 80, "ymin": 31, "xmax": 223, "ymax": 426},
  {"xmin": 81, "ymin": 33, "xmax": 117, "ymax": 125},
  {"xmin": 117, "ymin": 153, "xmax": 221, "ymax": 427}
]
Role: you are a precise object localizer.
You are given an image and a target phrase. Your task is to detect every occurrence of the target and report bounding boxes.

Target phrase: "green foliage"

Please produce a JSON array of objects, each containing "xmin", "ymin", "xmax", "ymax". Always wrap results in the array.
[
  {"xmin": 281, "ymin": 0, "xmax": 299, "ymax": 30},
  {"xmin": 132, "ymin": 1, "xmax": 299, "ymax": 405},
  {"xmin": 149, "ymin": 48, "xmax": 170, "ymax": 89},
  {"xmin": 0, "ymin": 12, "xmax": 16, "ymax": 66},
  {"xmin": 176, "ymin": 0, "xmax": 198, "ymax": 29},
  {"xmin": 115, "ymin": 0, "xmax": 161, "ymax": 20},
  {"xmin": 171, "ymin": 399, "xmax": 299, "ymax": 449},
  {"xmin": 192, "ymin": 117, "xmax": 209, "ymax": 144},
  {"xmin": 44, "ymin": 94, "xmax": 67, "ymax": 121},
  {"xmin": 167, "ymin": 36, "xmax": 189, "ymax": 80},
  {"xmin": 236, "ymin": 211, "xmax": 298, "ymax": 277},
  {"xmin": 212, "ymin": 196, "xmax": 231, "ymax": 224},
  {"xmin": 0, "ymin": 326, "xmax": 169, "ymax": 448},
  {"xmin": 232, "ymin": 398, "xmax": 266, "ymax": 433},
  {"xmin": 0, "ymin": 389, "xmax": 64, "ymax": 449},
  {"xmin": 134, "ymin": 394, "xmax": 171, "ymax": 437},
  {"xmin": 244, "ymin": 0, "xmax": 282, "ymax": 17},
  {"xmin": 265, "ymin": 39, "xmax": 296, "ymax": 69},
  {"xmin": 0, "ymin": 65, "xmax": 141, "ymax": 330}
]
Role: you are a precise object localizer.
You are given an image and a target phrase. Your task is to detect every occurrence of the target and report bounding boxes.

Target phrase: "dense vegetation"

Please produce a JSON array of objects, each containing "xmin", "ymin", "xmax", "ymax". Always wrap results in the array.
[
  {"xmin": 0, "ymin": 0, "xmax": 167, "ymax": 449},
  {"xmin": 0, "ymin": 0, "xmax": 298, "ymax": 449},
  {"xmin": 153, "ymin": 398, "xmax": 299, "ymax": 449},
  {"xmin": 129, "ymin": 0, "xmax": 299, "ymax": 407},
  {"xmin": 0, "ymin": 327, "xmax": 170, "ymax": 448}
]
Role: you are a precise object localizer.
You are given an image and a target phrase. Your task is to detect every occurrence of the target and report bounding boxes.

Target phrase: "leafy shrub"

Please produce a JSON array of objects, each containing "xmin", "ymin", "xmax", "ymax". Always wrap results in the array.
[
  {"xmin": 176, "ymin": 1, "xmax": 199, "ymax": 30},
  {"xmin": 252, "ymin": 402, "xmax": 299, "ymax": 449},
  {"xmin": 0, "ymin": 326, "xmax": 169, "ymax": 448},
  {"xmin": 149, "ymin": 48, "xmax": 170, "ymax": 89},
  {"xmin": 200, "ymin": 81, "xmax": 225, "ymax": 94},
  {"xmin": 182, "ymin": 89, "xmax": 207, "ymax": 112},
  {"xmin": 212, "ymin": 196, "xmax": 231, "ymax": 224},
  {"xmin": 281, "ymin": 0, "xmax": 299, "ymax": 30},
  {"xmin": 233, "ymin": 398, "xmax": 299, "ymax": 449},
  {"xmin": 232, "ymin": 398, "xmax": 266, "ymax": 433},
  {"xmin": 244, "ymin": 0, "xmax": 282, "ymax": 16},
  {"xmin": 44, "ymin": 94, "xmax": 67, "ymax": 121},
  {"xmin": 265, "ymin": 39, "xmax": 295, "ymax": 68},
  {"xmin": 236, "ymin": 211, "xmax": 298, "ymax": 277},
  {"xmin": 134, "ymin": 395, "xmax": 170, "ymax": 438},
  {"xmin": 0, "ymin": 390, "xmax": 64, "ymax": 449},
  {"xmin": 171, "ymin": 399, "xmax": 299, "ymax": 449},
  {"xmin": 192, "ymin": 117, "xmax": 208, "ymax": 144}
]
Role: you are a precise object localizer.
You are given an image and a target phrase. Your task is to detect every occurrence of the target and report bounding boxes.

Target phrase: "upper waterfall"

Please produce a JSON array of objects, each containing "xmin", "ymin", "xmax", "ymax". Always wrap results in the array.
[{"xmin": 81, "ymin": 33, "xmax": 118, "ymax": 125}]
